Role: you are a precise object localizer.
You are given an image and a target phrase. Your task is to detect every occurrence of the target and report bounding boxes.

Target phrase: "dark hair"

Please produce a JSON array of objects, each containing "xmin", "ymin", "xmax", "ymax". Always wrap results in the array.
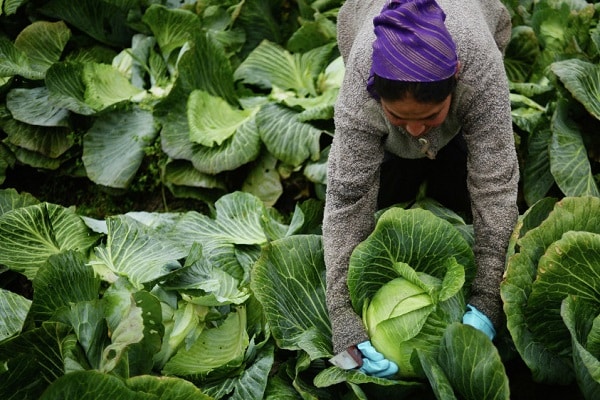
[{"xmin": 372, "ymin": 73, "xmax": 457, "ymax": 103}]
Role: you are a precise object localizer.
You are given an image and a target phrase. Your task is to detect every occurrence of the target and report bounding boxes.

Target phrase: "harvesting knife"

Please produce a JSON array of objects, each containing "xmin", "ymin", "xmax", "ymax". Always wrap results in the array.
[{"xmin": 328, "ymin": 345, "xmax": 363, "ymax": 369}]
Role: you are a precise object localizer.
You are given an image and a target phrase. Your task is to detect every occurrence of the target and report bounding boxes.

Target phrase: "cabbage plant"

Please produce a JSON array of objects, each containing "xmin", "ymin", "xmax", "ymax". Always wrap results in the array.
[
  {"xmin": 348, "ymin": 208, "xmax": 474, "ymax": 379},
  {"xmin": 253, "ymin": 206, "xmax": 510, "ymax": 399},
  {"xmin": 502, "ymin": 0, "xmax": 600, "ymax": 206},
  {"xmin": 0, "ymin": 0, "xmax": 342, "ymax": 207},
  {"xmin": 501, "ymin": 196, "xmax": 600, "ymax": 394},
  {"xmin": 0, "ymin": 188, "xmax": 324, "ymax": 399}
]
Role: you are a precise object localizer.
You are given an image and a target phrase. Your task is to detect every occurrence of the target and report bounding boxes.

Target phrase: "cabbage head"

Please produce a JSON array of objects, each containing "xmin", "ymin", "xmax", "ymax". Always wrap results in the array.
[
  {"xmin": 363, "ymin": 262, "xmax": 465, "ymax": 378},
  {"xmin": 348, "ymin": 207, "xmax": 476, "ymax": 379}
]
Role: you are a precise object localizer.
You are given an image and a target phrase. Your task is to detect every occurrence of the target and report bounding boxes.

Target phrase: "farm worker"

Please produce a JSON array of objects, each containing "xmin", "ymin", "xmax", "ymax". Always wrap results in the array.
[{"xmin": 323, "ymin": 0, "xmax": 519, "ymax": 376}]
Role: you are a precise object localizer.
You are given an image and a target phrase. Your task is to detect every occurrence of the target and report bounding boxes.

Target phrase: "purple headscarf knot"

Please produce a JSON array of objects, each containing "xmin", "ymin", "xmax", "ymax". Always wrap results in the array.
[{"xmin": 368, "ymin": 0, "xmax": 458, "ymax": 91}]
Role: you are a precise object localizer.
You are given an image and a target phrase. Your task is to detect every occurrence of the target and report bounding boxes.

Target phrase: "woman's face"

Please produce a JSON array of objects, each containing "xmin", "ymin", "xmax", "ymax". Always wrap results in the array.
[{"xmin": 380, "ymin": 94, "xmax": 452, "ymax": 137}]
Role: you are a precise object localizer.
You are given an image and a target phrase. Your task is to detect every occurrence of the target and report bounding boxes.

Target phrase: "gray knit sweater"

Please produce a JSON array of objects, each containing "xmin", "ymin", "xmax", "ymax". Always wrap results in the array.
[{"xmin": 323, "ymin": 0, "xmax": 520, "ymax": 354}]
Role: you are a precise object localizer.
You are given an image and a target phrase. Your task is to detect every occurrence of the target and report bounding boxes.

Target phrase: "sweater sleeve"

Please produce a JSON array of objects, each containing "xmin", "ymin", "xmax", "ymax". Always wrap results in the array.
[
  {"xmin": 322, "ymin": 144, "xmax": 377, "ymax": 353},
  {"xmin": 323, "ymin": 0, "xmax": 389, "ymax": 354},
  {"xmin": 447, "ymin": 2, "xmax": 519, "ymax": 328},
  {"xmin": 323, "ymin": 124, "xmax": 387, "ymax": 352},
  {"xmin": 323, "ymin": 72, "xmax": 387, "ymax": 354}
]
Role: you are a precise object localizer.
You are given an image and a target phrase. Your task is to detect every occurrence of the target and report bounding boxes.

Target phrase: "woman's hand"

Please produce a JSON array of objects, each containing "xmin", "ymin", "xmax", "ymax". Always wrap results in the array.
[
  {"xmin": 357, "ymin": 340, "xmax": 399, "ymax": 378},
  {"xmin": 462, "ymin": 304, "xmax": 496, "ymax": 340}
]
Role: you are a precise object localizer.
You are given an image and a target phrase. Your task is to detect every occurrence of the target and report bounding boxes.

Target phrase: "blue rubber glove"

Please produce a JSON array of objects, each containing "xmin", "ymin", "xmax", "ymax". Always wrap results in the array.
[
  {"xmin": 357, "ymin": 341, "xmax": 399, "ymax": 378},
  {"xmin": 462, "ymin": 304, "xmax": 496, "ymax": 340}
]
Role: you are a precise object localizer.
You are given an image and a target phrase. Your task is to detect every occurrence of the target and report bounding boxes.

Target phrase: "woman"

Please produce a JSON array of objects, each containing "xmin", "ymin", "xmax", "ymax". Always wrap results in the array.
[{"xmin": 323, "ymin": 0, "xmax": 519, "ymax": 376}]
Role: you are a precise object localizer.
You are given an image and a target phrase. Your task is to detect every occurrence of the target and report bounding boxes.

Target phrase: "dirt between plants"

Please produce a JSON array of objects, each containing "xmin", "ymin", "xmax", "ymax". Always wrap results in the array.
[{"xmin": 1, "ymin": 164, "xmax": 209, "ymax": 218}]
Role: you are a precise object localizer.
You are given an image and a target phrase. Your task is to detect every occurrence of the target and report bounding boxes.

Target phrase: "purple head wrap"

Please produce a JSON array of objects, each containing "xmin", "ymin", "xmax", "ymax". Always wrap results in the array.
[{"xmin": 367, "ymin": 0, "xmax": 458, "ymax": 92}]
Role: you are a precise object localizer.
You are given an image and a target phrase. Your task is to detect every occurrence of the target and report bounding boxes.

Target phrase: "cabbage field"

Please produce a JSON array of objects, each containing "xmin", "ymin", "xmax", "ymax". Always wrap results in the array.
[{"xmin": 0, "ymin": 0, "xmax": 599, "ymax": 399}]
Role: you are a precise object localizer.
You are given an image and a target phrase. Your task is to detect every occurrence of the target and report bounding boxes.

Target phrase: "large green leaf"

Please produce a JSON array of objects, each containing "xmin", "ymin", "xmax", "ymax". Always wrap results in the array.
[
  {"xmin": 187, "ymin": 90, "xmax": 257, "ymax": 147},
  {"xmin": 314, "ymin": 365, "xmax": 421, "ymax": 394},
  {"xmin": 256, "ymin": 103, "xmax": 322, "ymax": 167},
  {"xmin": 177, "ymin": 30, "xmax": 237, "ymax": 105},
  {"xmin": 523, "ymin": 127, "xmax": 554, "ymax": 206},
  {"xmin": 551, "ymin": 59, "xmax": 600, "ymax": 120},
  {"xmin": 286, "ymin": 12, "xmax": 337, "ymax": 53},
  {"xmin": 3, "ymin": 118, "xmax": 73, "ymax": 158},
  {"xmin": 0, "ymin": 203, "xmax": 101, "ymax": 279},
  {"xmin": 2, "ymin": 0, "xmax": 27, "ymax": 15},
  {"xmin": 199, "ymin": 342, "xmax": 275, "ymax": 400},
  {"xmin": 142, "ymin": 5, "xmax": 201, "ymax": 61},
  {"xmin": 437, "ymin": 323, "xmax": 510, "ymax": 400},
  {"xmin": 0, "ymin": 143, "xmax": 16, "ymax": 185},
  {"xmin": 28, "ymin": 251, "xmax": 102, "ymax": 324},
  {"xmin": 0, "ymin": 21, "xmax": 70, "ymax": 80},
  {"xmin": 3, "ymin": 141, "xmax": 63, "ymax": 170},
  {"xmin": 152, "ymin": 297, "xmax": 206, "ymax": 368},
  {"xmin": 549, "ymin": 101, "xmax": 600, "ymax": 197},
  {"xmin": 277, "ymin": 198, "xmax": 324, "ymax": 238},
  {"xmin": 0, "ymin": 188, "xmax": 39, "ymax": 216},
  {"xmin": 46, "ymin": 62, "xmax": 144, "ymax": 114},
  {"xmin": 161, "ymin": 250, "xmax": 251, "ymax": 306},
  {"xmin": 39, "ymin": 0, "xmax": 138, "ymax": 47},
  {"xmin": 529, "ymin": 1, "xmax": 595, "ymax": 78},
  {"xmin": 6, "ymin": 87, "xmax": 70, "ymax": 127},
  {"xmin": 81, "ymin": 63, "xmax": 145, "ymax": 111},
  {"xmin": 506, "ymin": 196, "xmax": 557, "ymax": 260},
  {"xmin": 251, "ymin": 235, "xmax": 332, "ymax": 359},
  {"xmin": 14, "ymin": 21, "xmax": 71, "ymax": 78},
  {"xmin": 561, "ymin": 296, "xmax": 600, "ymax": 400},
  {"xmin": 164, "ymin": 160, "xmax": 227, "ymax": 191},
  {"xmin": 100, "ymin": 289, "xmax": 163, "ymax": 375},
  {"xmin": 0, "ymin": 321, "xmax": 74, "ymax": 399},
  {"xmin": 286, "ymin": 88, "xmax": 338, "ymax": 122},
  {"xmin": 526, "ymin": 231, "xmax": 600, "ymax": 353},
  {"xmin": 0, "ymin": 37, "xmax": 30, "ymax": 78},
  {"xmin": 0, "ymin": 288, "xmax": 31, "ymax": 341},
  {"xmin": 40, "ymin": 371, "xmax": 214, "ymax": 398},
  {"xmin": 162, "ymin": 306, "xmax": 248, "ymax": 377},
  {"xmin": 224, "ymin": 343, "xmax": 274, "ymax": 400},
  {"xmin": 55, "ymin": 299, "xmax": 108, "ymax": 371},
  {"xmin": 234, "ymin": 41, "xmax": 334, "ymax": 97},
  {"xmin": 155, "ymin": 85, "xmax": 195, "ymax": 161},
  {"xmin": 510, "ymin": 96, "xmax": 546, "ymax": 139},
  {"xmin": 241, "ymin": 151, "xmax": 283, "ymax": 207},
  {"xmin": 504, "ymin": 25, "xmax": 540, "ymax": 83},
  {"xmin": 163, "ymin": 160, "xmax": 227, "ymax": 202},
  {"xmin": 40, "ymin": 370, "xmax": 150, "ymax": 399},
  {"xmin": 417, "ymin": 350, "xmax": 458, "ymax": 400},
  {"xmin": 168, "ymin": 106, "xmax": 262, "ymax": 175},
  {"xmin": 234, "ymin": 0, "xmax": 284, "ymax": 58},
  {"xmin": 348, "ymin": 207, "xmax": 475, "ymax": 314},
  {"xmin": 127, "ymin": 374, "xmax": 212, "ymax": 399},
  {"xmin": 501, "ymin": 196, "xmax": 600, "ymax": 384},
  {"xmin": 45, "ymin": 62, "xmax": 96, "ymax": 115},
  {"xmin": 82, "ymin": 108, "xmax": 157, "ymax": 188},
  {"xmin": 171, "ymin": 192, "xmax": 269, "ymax": 246},
  {"xmin": 92, "ymin": 215, "xmax": 186, "ymax": 288}
]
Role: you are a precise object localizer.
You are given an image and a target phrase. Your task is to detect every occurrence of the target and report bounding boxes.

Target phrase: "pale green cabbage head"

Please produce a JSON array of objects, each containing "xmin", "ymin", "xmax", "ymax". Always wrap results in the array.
[{"xmin": 362, "ymin": 263, "xmax": 465, "ymax": 378}]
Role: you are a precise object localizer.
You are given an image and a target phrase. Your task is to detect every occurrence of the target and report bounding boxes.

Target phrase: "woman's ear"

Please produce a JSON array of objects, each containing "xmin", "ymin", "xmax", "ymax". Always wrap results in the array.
[{"xmin": 455, "ymin": 61, "xmax": 461, "ymax": 78}]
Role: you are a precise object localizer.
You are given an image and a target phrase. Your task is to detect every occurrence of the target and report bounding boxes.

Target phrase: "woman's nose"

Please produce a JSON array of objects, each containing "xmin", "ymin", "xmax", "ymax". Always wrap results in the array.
[{"xmin": 405, "ymin": 122, "xmax": 426, "ymax": 136}]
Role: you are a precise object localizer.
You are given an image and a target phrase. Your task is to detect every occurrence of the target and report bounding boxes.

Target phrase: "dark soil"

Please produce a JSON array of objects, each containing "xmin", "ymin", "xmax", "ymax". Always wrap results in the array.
[
  {"xmin": 505, "ymin": 357, "xmax": 584, "ymax": 400},
  {"xmin": 1, "ymin": 164, "xmax": 210, "ymax": 219}
]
